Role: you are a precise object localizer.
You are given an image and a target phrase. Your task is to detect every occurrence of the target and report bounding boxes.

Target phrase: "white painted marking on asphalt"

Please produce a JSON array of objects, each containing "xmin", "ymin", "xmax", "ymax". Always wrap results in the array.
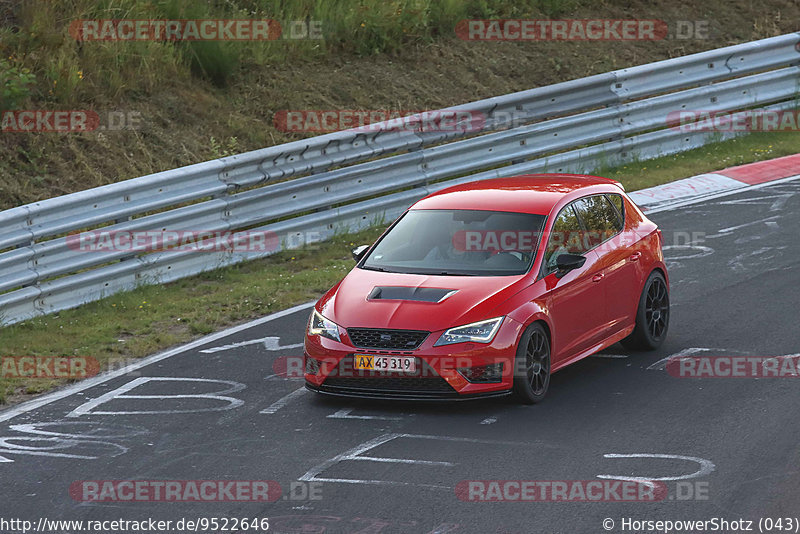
[
  {"xmin": 259, "ymin": 387, "xmax": 308, "ymax": 414},
  {"xmin": 200, "ymin": 336, "xmax": 304, "ymax": 354},
  {"xmin": 662, "ymin": 245, "xmax": 715, "ymax": 261},
  {"xmin": 770, "ymin": 193, "xmax": 793, "ymax": 212},
  {"xmin": 716, "ymin": 191, "xmax": 794, "ymax": 212},
  {"xmin": 406, "ymin": 434, "xmax": 536, "ymax": 445},
  {"xmin": 8, "ymin": 422, "xmax": 147, "ymax": 440},
  {"xmin": 728, "ymin": 246, "xmax": 782, "ymax": 272},
  {"xmin": 644, "ymin": 174, "xmax": 800, "ymax": 214},
  {"xmin": 0, "ymin": 301, "xmax": 315, "ymax": 424},
  {"xmin": 427, "ymin": 524, "xmax": 461, "ymax": 534},
  {"xmin": 263, "ymin": 373, "xmax": 303, "ymax": 381},
  {"xmin": 647, "ymin": 348, "xmax": 715, "ymax": 371},
  {"xmin": 297, "ymin": 476, "xmax": 450, "ymax": 489},
  {"xmin": 299, "ymin": 433, "xmax": 403, "ymax": 484},
  {"xmin": 0, "ymin": 448, "xmax": 98, "ymax": 460},
  {"xmin": 712, "ymin": 215, "xmax": 782, "ymax": 236},
  {"xmin": 349, "ymin": 456, "xmax": 454, "ymax": 466},
  {"xmin": 597, "ymin": 453, "xmax": 715, "ymax": 483},
  {"xmin": 717, "ymin": 195, "xmax": 779, "ymax": 205},
  {"xmin": 647, "ymin": 347, "xmax": 751, "ymax": 371},
  {"xmin": 480, "ymin": 417, "xmax": 497, "ymax": 425},
  {"xmin": 0, "ymin": 422, "xmax": 141, "ymax": 465},
  {"xmin": 67, "ymin": 377, "xmax": 245, "ymax": 417},
  {"xmin": 299, "ymin": 433, "xmax": 536, "ymax": 488},
  {"xmin": 0, "ymin": 436, "xmax": 128, "ymax": 461},
  {"xmin": 327, "ymin": 408, "xmax": 404, "ymax": 421}
]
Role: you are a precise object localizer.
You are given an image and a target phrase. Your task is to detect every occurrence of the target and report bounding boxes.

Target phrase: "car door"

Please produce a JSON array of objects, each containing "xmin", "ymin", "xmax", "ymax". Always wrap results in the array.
[
  {"xmin": 572, "ymin": 193, "xmax": 641, "ymax": 338},
  {"xmin": 539, "ymin": 201, "xmax": 605, "ymax": 365}
]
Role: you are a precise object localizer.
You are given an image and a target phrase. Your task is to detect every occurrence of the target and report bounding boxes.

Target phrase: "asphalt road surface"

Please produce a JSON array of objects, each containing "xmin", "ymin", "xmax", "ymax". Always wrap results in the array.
[{"xmin": 1, "ymin": 178, "xmax": 799, "ymax": 534}]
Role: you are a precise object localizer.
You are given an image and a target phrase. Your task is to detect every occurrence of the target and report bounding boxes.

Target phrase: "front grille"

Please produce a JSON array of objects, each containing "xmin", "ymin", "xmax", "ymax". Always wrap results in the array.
[
  {"xmin": 346, "ymin": 328, "xmax": 429, "ymax": 350},
  {"xmin": 323, "ymin": 376, "xmax": 455, "ymax": 393}
]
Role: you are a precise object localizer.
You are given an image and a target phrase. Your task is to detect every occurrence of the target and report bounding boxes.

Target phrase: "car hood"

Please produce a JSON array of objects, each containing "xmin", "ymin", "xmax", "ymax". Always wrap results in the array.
[{"xmin": 321, "ymin": 268, "xmax": 528, "ymax": 332}]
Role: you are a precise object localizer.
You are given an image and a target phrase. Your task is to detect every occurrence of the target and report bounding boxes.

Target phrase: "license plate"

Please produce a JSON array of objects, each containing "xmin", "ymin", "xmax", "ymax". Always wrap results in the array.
[{"xmin": 353, "ymin": 354, "xmax": 416, "ymax": 373}]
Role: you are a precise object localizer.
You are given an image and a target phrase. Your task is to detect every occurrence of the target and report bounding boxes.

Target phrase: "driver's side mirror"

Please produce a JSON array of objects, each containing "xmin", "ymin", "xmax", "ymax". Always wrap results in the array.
[
  {"xmin": 555, "ymin": 253, "xmax": 586, "ymax": 278},
  {"xmin": 352, "ymin": 244, "xmax": 370, "ymax": 262}
]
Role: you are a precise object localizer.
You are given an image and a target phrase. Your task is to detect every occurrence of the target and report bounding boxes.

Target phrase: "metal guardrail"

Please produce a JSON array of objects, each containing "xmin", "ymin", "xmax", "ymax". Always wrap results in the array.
[{"xmin": 1, "ymin": 33, "xmax": 799, "ymax": 325}]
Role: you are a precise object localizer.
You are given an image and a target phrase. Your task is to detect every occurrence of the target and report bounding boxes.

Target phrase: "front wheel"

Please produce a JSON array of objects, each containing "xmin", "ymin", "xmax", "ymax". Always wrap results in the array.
[
  {"xmin": 621, "ymin": 270, "xmax": 669, "ymax": 350},
  {"xmin": 512, "ymin": 322, "xmax": 551, "ymax": 404}
]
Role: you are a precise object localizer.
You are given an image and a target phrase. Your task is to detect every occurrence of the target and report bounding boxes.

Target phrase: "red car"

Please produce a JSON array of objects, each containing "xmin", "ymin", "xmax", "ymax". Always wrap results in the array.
[{"xmin": 304, "ymin": 174, "xmax": 669, "ymax": 403}]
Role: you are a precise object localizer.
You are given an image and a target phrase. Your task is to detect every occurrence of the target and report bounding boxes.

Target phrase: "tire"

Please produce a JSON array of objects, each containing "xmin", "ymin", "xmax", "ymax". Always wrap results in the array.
[
  {"xmin": 621, "ymin": 270, "xmax": 669, "ymax": 351},
  {"xmin": 512, "ymin": 322, "xmax": 551, "ymax": 404}
]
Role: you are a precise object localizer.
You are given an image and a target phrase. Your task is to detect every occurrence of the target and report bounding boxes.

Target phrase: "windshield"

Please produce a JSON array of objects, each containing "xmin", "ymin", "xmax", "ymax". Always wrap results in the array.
[{"xmin": 361, "ymin": 209, "xmax": 546, "ymax": 276}]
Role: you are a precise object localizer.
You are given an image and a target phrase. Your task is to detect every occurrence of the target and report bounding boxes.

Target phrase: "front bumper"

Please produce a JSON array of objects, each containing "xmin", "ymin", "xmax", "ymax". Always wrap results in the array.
[
  {"xmin": 305, "ymin": 382, "xmax": 512, "ymax": 401},
  {"xmin": 303, "ymin": 317, "xmax": 524, "ymax": 399}
]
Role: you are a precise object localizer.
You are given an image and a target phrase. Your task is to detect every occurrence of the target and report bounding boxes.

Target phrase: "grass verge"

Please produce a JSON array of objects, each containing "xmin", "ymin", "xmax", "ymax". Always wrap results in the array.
[
  {"xmin": 1, "ymin": 0, "xmax": 796, "ymax": 210},
  {"xmin": 1, "ymin": 129, "xmax": 798, "ymax": 406}
]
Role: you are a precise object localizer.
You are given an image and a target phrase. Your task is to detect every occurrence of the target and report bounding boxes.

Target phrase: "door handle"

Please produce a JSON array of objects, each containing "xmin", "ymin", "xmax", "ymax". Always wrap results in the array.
[
  {"xmin": 629, "ymin": 251, "xmax": 642, "ymax": 262},
  {"xmin": 592, "ymin": 273, "xmax": 605, "ymax": 282}
]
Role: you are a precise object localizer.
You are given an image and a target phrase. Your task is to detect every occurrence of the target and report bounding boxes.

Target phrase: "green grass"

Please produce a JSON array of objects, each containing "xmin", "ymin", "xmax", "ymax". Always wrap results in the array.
[
  {"xmin": 594, "ymin": 131, "xmax": 800, "ymax": 191},
  {"xmin": 1, "ymin": 0, "xmax": 794, "ymax": 212},
  {"xmin": 0, "ymin": 0, "xmax": 586, "ymax": 104},
  {"xmin": 1, "ymin": 128, "xmax": 798, "ymax": 406}
]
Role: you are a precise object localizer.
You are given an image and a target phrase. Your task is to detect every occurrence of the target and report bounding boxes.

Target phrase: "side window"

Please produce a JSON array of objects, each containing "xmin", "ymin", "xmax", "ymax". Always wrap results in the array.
[
  {"xmin": 605, "ymin": 194, "xmax": 625, "ymax": 230},
  {"xmin": 572, "ymin": 195, "xmax": 623, "ymax": 249},
  {"xmin": 544, "ymin": 204, "xmax": 585, "ymax": 273}
]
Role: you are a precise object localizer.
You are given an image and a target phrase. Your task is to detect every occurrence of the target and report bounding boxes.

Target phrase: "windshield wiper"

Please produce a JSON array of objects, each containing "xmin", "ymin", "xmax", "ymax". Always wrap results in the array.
[
  {"xmin": 362, "ymin": 266, "xmax": 479, "ymax": 276},
  {"xmin": 360, "ymin": 265, "xmax": 389, "ymax": 272}
]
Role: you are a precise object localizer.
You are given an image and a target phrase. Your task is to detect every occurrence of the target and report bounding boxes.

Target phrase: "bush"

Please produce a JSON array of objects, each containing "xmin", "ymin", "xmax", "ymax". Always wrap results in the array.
[{"xmin": 0, "ymin": 59, "xmax": 36, "ymax": 110}]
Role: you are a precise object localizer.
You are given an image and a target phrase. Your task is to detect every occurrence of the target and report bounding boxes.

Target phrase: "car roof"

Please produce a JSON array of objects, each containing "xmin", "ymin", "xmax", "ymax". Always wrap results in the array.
[{"xmin": 411, "ymin": 174, "xmax": 623, "ymax": 215}]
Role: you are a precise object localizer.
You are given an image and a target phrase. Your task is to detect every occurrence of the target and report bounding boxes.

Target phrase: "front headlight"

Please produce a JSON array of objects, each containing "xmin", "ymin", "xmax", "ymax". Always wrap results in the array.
[
  {"xmin": 308, "ymin": 309, "xmax": 341, "ymax": 342},
  {"xmin": 434, "ymin": 316, "xmax": 504, "ymax": 346}
]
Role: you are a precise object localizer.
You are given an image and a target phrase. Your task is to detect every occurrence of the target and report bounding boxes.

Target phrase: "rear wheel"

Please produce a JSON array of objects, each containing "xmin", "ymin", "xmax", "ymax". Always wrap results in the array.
[
  {"xmin": 513, "ymin": 322, "xmax": 551, "ymax": 404},
  {"xmin": 621, "ymin": 270, "xmax": 669, "ymax": 350}
]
